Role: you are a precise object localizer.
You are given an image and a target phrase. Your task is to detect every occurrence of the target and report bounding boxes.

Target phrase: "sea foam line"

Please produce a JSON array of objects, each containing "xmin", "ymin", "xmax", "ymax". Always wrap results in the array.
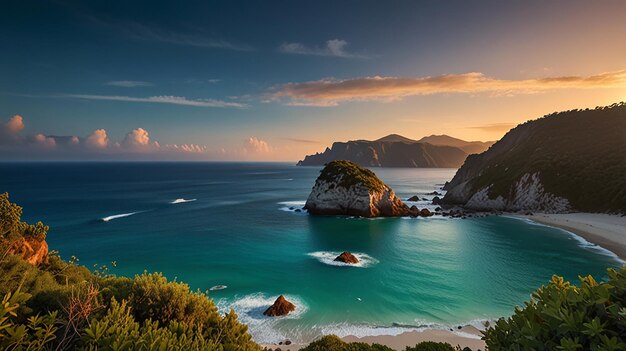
[
  {"xmin": 308, "ymin": 251, "xmax": 379, "ymax": 268},
  {"xmin": 101, "ymin": 211, "xmax": 142, "ymax": 222},
  {"xmin": 171, "ymin": 198, "xmax": 197, "ymax": 204},
  {"xmin": 216, "ymin": 293, "xmax": 308, "ymax": 344},
  {"xmin": 506, "ymin": 215, "xmax": 626, "ymax": 265}
]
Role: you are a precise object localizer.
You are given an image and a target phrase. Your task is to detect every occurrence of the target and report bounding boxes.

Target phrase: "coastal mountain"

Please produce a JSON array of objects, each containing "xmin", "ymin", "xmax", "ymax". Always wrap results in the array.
[
  {"xmin": 417, "ymin": 135, "xmax": 495, "ymax": 155},
  {"xmin": 443, "ymin": 102, "xmax": 626, "ymax": 213},
  {"xmin": 297, "ymin": 134, "xmax": 492, "ymax": 168}
]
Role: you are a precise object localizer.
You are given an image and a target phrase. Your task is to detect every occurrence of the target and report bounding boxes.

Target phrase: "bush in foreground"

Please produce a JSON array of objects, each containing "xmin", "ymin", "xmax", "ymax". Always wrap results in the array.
[{"xmin": 484, "ymin": 267, "xmax": 626, "ymax": 350}]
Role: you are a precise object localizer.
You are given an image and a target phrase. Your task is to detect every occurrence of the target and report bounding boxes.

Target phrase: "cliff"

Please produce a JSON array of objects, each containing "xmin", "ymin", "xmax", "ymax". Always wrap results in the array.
[
  {"xmin": 443, "ymin": 103, "xmax": 626, "ymax": 213},
  {"xmin": 297, "ymin": 134, "xmax": 472, "ymax": 168},
  {"xmin": 304, "ymin": 160, "xmax": 410, "ymax": 217}
]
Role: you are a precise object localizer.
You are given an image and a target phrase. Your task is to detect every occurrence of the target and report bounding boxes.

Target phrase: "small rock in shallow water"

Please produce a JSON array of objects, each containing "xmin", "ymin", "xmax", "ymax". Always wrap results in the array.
[
  {"xmin": 264, "ymin": 295, "xmax": 296, "ymax": 317},
  {"xmin": 334, "ymin": 251, "xmax": 359, "ymax": 264},
  {"xmin": 407, "ymin": 195, "xmax": 419, "ymax": 201}
]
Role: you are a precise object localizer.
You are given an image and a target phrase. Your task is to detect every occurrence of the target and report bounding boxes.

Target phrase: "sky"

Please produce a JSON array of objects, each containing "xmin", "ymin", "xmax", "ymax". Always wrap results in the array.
[{"xmin": 1, "ymin": 0, "xmax": 626, "ymax": 161}]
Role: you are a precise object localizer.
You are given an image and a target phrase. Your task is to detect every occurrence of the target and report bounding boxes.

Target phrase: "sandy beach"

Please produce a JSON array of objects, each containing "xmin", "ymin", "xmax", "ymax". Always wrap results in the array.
[
  {"xmin": 261, "ymin": 325, "xmax": 486, "ymax": 350},
  {"xmin": 518, "ymin": 213, "xmax": 626, "ymax": 260}
]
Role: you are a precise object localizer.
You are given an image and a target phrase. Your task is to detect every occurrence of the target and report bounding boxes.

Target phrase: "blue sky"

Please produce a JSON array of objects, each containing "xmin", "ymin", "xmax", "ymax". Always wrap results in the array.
[{"xmin": 2, "ymin": 0, "xmax": 626, "ymax": 160}]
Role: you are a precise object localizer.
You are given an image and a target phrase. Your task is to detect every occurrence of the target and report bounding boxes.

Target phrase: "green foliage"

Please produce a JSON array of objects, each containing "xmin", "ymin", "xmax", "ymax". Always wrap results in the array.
[
  {"xmin": 460, "ymin": 103, "xmax": 626, "ymax": 212},
  {"xmin": 0, "ymin": 288, "xmax": 59, "ymax": 350},
  {"xmin": 300, "ymin": 335, "xmax": 394, "ymax": 351},
  {"xmin": 404, "ymin": 341, "xmax": 456, "ymax": 351},
  {"xmin": 318, "ymin": 160, "xmax": 386, "ymax": 191},
  {"xmin": 483, "ymin": 267, "xmax": 626, "ymax": 350},
  {"xmin": 0, "ymin": 192, "xmax": 48, "ymax": 241},
  {"xmin": 80, "ymin": 298, "xmax": 220, "ymax": 351}
]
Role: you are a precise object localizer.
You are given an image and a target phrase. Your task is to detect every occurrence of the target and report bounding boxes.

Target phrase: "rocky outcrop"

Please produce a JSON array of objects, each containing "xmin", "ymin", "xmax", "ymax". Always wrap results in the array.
[
  {"xmin": 304, "ymin": 160, "xmax": 410, "ymax": 217},
  {"xmin": 264, "ymin": 295, "xmax": 296, "ymax": 317},
  {"xmin": 407, "ymin": 195, "xmax": 419, "ymax": 201},
  {"xmin": 6, "ymin": 236, "xmax": 49, "ymax": 266},
  {"xmin": 334, "ymin": 251, "xmax": 359, "ymax": 264},
  {"xmin": 443, "ymin": 103, "xmax": 626, "ymax": 213}
]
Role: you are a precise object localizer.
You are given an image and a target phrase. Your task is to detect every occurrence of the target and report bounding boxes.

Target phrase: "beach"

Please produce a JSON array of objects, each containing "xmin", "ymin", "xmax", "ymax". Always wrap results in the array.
[
  {"xmin": 262, "ymin": 325, "xmax": 486, "ymax": 350},
  {"xmin": 518, "ymin": 213, "xmax": 626, "ymax": 260}
]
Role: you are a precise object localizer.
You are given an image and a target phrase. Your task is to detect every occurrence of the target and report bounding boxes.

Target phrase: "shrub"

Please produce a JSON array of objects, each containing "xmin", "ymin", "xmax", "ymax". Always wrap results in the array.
[
  {"xmin": 405, "ymin": 341, "xmax": 456, "ymax": 351},
  {"xmin": 483, "ymin": 267, "xmax": 626, "ymax": 350}
]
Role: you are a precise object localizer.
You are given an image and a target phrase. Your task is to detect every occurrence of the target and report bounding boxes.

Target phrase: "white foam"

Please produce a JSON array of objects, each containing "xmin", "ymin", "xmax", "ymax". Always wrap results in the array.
[
  {"xmin": 308, "ymin": 251, "xmax": 379, "ymax": 268},
  {"xmin": 217, "ymin": 293, "xmax": 308, "ymax": 344},
  {"xmin": 278, "ymin": 200, "xmax": 307, "ymax": 213},
  {"xmin": 210, "ymin": 285, "xmax": 227, "ymax": 291},
  {"xmin": 171, "ymin": 198, "xmax": 197, "ymax": 204},
  {"xmin": 101, "ymin": 212, "xmax": 141, "ymax": 222},
  {"xmin": 506, "ymin": 216, "xmax": 626, "ymax": 265}
]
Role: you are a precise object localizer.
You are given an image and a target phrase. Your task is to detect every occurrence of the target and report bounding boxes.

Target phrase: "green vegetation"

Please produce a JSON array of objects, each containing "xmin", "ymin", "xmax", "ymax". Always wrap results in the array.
[
  {"xmin": 0, "ymin": 193, "xmax": 260, "ymax": 351},
  {"xmin": 297, "ymin": 335, "xmax": 461, "ymax": 351},
  {"xmin": 458, "ymin": 102, "xmax": 626, "ymax": 212},
  {"xmin": 484, "ymin": 267, "xmax": 626, "ymax": 350},
  {"xmin": 317, "ymin": 160, "xmax": 386, "ymax": 191}
]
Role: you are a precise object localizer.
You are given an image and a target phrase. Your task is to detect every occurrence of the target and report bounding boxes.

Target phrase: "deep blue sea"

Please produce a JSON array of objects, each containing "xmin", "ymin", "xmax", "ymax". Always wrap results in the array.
[{"xmin": 1, "ymin": 162, "xmax": 622, "ymax": 343}]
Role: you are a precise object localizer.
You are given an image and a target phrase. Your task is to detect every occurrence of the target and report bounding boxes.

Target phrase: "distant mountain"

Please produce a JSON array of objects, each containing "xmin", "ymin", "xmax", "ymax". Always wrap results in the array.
[
  {"xmin": 443, "ymin": 102, "xmax": 626, "ymax": 213},
  {"xmin": 417, "ymin": 135, "xmax": 495, "ymax": 154},
  {"xmin": 297, "ymin": 134, "xmax": 484, "ymax": 168}
]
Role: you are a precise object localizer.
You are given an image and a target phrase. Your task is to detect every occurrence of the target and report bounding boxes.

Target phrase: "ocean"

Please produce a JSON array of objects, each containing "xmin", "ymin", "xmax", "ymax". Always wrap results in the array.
[{"xmin": 1, "ymin": 162, "xmax": 622, "ymax": 344}]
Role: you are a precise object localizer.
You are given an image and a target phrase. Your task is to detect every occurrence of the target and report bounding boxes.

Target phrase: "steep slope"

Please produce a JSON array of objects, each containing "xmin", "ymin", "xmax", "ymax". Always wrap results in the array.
[
  {"xmin": 417, "ymin": 135, "xmax": 495, "ymax": 154},
  {"xmin": 297, "ymin": 136, "xmax": 468, "ymax": 168},
  {"xmin": 443, "ymin": 103, "xmax": 626, "ymax": 213}
]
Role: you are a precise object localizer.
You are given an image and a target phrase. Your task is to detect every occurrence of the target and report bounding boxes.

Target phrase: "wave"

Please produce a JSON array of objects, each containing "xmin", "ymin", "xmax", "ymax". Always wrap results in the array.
[
  {"xmin": 506, "ymin": 216, "xmax": 626, "ymax": 265},
  {"xmin": 216, "ymin": 293, "xmax": 308, "ymax": 344},
  {"xmin": 278, "ymin": 200, "xmax": 307, "ymax": 213},
  {"xmin": 209, "ymin": 285, "xmax": 227, "ymax": 291},
  {"xmin": 171, "ymin": 198, "xmax": 197, "ymax": 204},
  {"xmin": 308, "ymin": 251, "xmax": 379, "ymax": 268},
  {"xmin": 101, "ymin": 211, "xmax": 141, "ymax": 222}
]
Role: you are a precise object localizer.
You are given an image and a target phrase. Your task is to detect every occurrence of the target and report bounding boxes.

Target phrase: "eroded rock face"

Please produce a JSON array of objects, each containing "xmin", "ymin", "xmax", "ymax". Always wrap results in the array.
[
  {"xmin": 304, "ymin": 160, "xmax": 409, "ymax": 217},
  {"xmin": 334, "ymin": 251, "xmax": 359, "ymax": 264},
  {"xmin": 7, "ymin": 236, "xmax": 49, "ymax": 266},
  {"xmin": 264, "ymin": 295, "xmax": 296, "ymax": 317}
]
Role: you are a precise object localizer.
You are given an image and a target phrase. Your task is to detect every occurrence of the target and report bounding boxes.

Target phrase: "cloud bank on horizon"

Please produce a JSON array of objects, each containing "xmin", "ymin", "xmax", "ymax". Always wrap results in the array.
[
  {"xmin": 0, "ymin": 114, "xmax": 276, "ymax": 160},
  {"xmin": 269, "ymin": 70, "xmax": 626, "ymax": 106}
]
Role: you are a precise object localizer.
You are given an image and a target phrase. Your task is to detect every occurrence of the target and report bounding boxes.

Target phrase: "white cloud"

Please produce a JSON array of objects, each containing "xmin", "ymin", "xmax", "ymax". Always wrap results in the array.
[
  {"xmin": 84, "ymin": 129, "xmax": 109, "ymax": 149},
  {"xmin": 122, "ymin": 128, "xmax": 151, "ymax": 150},
  {"xmin": 32, "ymin": 133, "xmax": 56, "ymax": 148},
  {"xmin": 63, "ymin": 94, "xmax": 247, "ymax": 108},
  {"xmin": 270, "ymin": 69, "xmax": 626, "ymax": 106},
  {"xmin": 278, "ymin": 39, "xmax": 364, "ymax": 58},
  {"xmin": 243, "ymin": 137, "xmax": 271, "ymax": 154},
  {"xmin": 1, "ymin": 115, "xmax": 25, "ymax": 144},
  {"xmin": 105, "ymin": 80, "xmax": 154, "ymax": 88}
]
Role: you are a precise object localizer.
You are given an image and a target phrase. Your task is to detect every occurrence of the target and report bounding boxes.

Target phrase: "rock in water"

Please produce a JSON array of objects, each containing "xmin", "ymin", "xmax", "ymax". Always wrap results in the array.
[
  {"xmin": 334, "ymin": 251, "xmax": 359, "ymax": 264},
  {"xmin": 407, "ymin": 195, "xmax": 419, "ymax": 201},
  {"xmin": 304, "ymin": 160, "xmax": 409, "ymax": 217},
  {"xmin": 264, "ymin": 295, "xmax": 296, "ymax": 317}
]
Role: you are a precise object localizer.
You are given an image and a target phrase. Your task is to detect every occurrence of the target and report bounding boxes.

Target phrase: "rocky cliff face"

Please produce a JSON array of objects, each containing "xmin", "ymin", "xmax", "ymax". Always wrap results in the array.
[
  {"xmin": 297, "ymin": 136, "xmax": 469, "ymax": 168},
  {"xmin": 305, "ymin": 160, "xmax": 410, "ymax": 217},
  {"xmin": 6, "ymin": 236, "xmax": 49, "ymax": 266},
  {"xmin": 443, "ymin": 103, "xmax": 626, "ymax": 213}
]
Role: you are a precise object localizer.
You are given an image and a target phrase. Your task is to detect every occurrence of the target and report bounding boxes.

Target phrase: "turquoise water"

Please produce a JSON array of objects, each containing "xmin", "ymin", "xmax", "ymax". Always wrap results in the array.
[{"xmin": 1, "ymin": 162, "xmax": 622, "ymax": 343}]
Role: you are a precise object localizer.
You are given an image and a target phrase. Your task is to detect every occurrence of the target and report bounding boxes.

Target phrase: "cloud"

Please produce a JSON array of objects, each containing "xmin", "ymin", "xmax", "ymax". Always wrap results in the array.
[
  {"xmin": 105, "ymin": 80, "xmax": 154, "ymax": 88},
  {"xmin": 466, "ymin": 123, "xmax": 517, "ymax": 133},
  {"xmin": 84, "ymin": 129, "xmax": 109, "ymax": 149},
  {"xmin": 62, "ymin": 94, "xmax": 247, "ymax": 108},
  {"xmin": 243, "ymin": 137, "xmax": 271, "ymax": 154},
  {"xmin": 0, "ymin": 115, "xmax": 209, "ymax": 159},
  {"xmin": 0, "ymin": 115, "xmax": 25, "ymax": 144},
  {"xmin": 108, "ymin": 20, "xmax": 254, "ymax": 51},
  {"xmin": 283, "ymin": 137, "xmax": 321, "ymax": 144},
  {"xmin": 121, "ymin": 127, "xmax": 151, "ymax": 150},
  {"xmin": 269, "ymin": 69, "xmax": 626, "ymax": 106},
  {"xmin": 278, "ymin": 39, "xmax": 364, "ymax": 58}
]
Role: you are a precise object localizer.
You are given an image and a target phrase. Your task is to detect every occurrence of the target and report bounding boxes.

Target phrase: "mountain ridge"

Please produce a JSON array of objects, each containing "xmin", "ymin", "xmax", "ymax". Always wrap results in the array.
[{"xmin": 297, "ymin": 134, "xmax": 493, "ymax": 168}]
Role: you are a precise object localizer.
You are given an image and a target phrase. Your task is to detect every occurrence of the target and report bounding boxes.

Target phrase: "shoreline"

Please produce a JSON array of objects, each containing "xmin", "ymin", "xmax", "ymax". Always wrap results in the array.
[
  {"xmin": 514, "ymin": 213, "xmax": 626, "ymax": 261},
  {"xmin": 261, "ymin": 324, "xmax": 486, "ymax": 350}
]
